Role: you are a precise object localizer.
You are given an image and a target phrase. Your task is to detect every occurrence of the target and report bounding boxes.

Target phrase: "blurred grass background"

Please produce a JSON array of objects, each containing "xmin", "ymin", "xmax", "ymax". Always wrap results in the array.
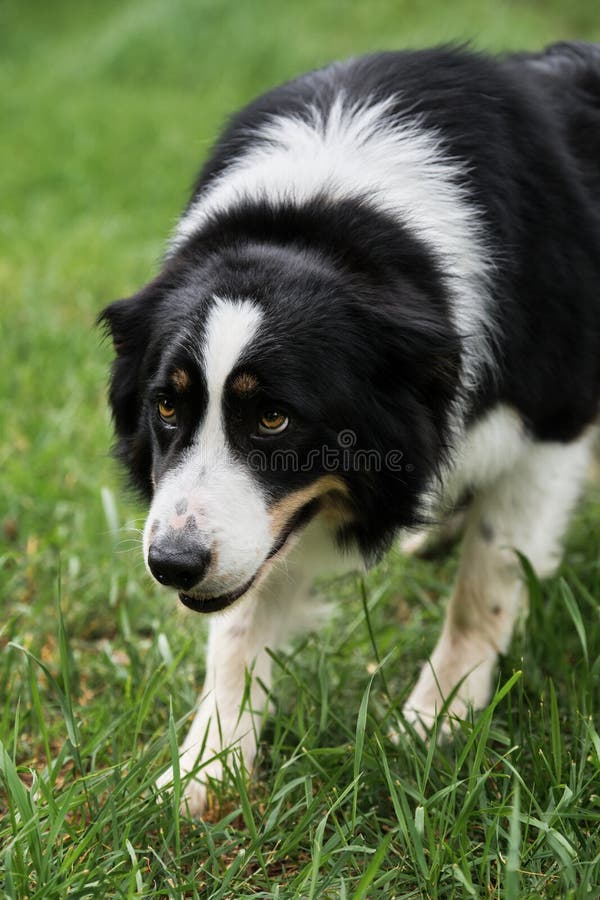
[{"xmin": 1, "ymin": 1, "xmax": 599, "ymax": 896}]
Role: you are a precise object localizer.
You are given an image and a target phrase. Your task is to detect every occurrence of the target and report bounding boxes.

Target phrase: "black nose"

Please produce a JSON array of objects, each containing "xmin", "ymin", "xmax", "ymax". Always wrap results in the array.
[{"xmin": 147, "ymin": 536, "xmax": 211, "ymax": 591}]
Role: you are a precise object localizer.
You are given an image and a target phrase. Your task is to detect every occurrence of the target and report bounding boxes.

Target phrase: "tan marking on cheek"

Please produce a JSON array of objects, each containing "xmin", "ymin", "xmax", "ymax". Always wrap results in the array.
[
  {"xmin": 171, "ymin": 368, "xmax": 191, "ymax": 392},
  {"xmin": 269, "ymin": 475, "xmax": 350, "ymax": 537},
  {"xmin": 320, "ymin": 492, "xmax": 355, "ymax": 527},
  {"xmin": 231, "ymin": 372, "xmax": 258, "ymax": 396}
]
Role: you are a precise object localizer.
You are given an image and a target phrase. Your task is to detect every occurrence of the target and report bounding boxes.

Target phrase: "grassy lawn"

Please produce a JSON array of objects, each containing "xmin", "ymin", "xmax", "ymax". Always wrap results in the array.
[{"xmin": 1, "ymin": 1, "xmax": 599, "ymax": 896}]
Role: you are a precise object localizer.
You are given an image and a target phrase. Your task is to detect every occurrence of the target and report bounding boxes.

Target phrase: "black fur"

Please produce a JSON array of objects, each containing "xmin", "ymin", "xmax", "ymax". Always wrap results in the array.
[{"xmin": 100, "ymin": 43, "xmax": 600, "ymax": 559}]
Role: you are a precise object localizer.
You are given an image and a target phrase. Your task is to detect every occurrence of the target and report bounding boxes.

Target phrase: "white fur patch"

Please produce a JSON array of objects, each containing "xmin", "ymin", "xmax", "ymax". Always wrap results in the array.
[
  {"xmin": 197, "ymin": 296, "xmax": 263, "ymax": 468},
  {"xmin": 172, "ymin": 94, "xmax": 494, "ymax": 391},
  {"xmin": 444, "ymin": 405, "xmax": 526, "ymax": 503}
]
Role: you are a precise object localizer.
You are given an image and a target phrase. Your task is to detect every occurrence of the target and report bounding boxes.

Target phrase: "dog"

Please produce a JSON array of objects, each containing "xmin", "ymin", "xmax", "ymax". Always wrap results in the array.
[{"xmin": 100, "ymin": 43, "xmax": 600, "ymax": 817}]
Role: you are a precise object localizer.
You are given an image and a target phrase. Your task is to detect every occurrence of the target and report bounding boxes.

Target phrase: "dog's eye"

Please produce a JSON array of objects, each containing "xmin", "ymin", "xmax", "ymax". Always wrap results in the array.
[
  {"xmin": 258, "ymin": 410, "xmax": 289, "ymax": 435},
  {"xmin": 157, "ymin": 398, "xmax": 177, "ymax": 425}
]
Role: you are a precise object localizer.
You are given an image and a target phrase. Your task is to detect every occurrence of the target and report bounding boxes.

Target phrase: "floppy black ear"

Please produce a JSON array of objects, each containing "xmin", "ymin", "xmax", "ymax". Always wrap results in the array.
[
  {"xmin": 338, "ymin": 293, "xmax": 463, "ymax": 559},
  {"xmin": 98, "ymin": 279, "xmax": 164, "ymax": 497},
  {"xmin": 365, "ymin": 297, "xmax": 463, "ymax": 481},
  {"xmin": 353, "ymin": 288, "xmax": 463, "ymax": 414}
]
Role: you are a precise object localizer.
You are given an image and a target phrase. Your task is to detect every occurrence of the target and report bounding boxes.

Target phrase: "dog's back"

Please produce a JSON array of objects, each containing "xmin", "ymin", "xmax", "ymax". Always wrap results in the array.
[{"xmin": 510, "ymin": 42, "xmax": 600, "ymax": 201}]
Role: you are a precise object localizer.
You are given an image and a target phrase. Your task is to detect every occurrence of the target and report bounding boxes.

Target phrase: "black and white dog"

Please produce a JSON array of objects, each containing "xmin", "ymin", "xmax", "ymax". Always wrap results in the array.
[{"xmin": 100, "ymin": 43, "xmax": 600, "ymax": 816}]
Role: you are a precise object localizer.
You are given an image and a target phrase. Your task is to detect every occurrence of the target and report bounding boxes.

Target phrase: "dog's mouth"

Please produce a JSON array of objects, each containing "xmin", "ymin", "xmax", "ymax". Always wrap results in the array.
[
  {"xmin": 178, "ymin": 500, "xmax": 320, "ymax": 614},
  {"xmin": 179, "ymin": 579, "xmax": 254, "ymax": 614}
]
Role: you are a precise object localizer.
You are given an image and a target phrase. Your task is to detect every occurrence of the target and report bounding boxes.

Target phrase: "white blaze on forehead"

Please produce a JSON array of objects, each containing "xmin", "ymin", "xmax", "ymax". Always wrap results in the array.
[
  {"xmin": 203, "ymin": 297, "xmax": 263, "ymax": 396},
  {"xmin": 171, "ymin": 94, "xmax": 494, "ymax": 391},
  {"xmin": 199, "ymin": 296, "xmax": 263, "ymax": 459}
]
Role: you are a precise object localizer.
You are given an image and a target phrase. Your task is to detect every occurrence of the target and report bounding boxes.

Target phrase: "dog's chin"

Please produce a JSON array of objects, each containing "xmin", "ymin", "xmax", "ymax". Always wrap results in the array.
[{"xmin": 178, "ymin": 578, "xmax": 255, "ymax": 614}]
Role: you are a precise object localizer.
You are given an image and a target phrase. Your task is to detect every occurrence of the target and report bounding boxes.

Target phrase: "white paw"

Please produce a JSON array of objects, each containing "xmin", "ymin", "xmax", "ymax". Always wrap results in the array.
[
  {"xmin": 155, "ymin": 754, "xmax": 223, "ymax": 819},
  {"xmin": 180, "ymin": 775, "xmax": 210, "ymax": 819},
  {"xmin": 399, "ymin": 695, "xmax": 465, "ymax": 742},
  {"xmin": 397, "ymin": 639, "xmax": 498, "ymax": 741}
]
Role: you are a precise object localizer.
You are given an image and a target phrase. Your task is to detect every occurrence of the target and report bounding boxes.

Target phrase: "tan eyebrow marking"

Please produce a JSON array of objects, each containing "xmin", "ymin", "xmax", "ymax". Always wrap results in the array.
[
  {"xmin": 231, "ymin": 372, "xmax": 259, "ymax": 396},
  {"xmin": 170, "ymin": 368, "xmax": 191, "ymax": 392}
]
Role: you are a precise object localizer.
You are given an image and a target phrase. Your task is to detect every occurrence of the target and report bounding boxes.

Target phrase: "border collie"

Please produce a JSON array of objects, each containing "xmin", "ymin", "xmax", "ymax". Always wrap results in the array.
[{"xmin": 100, "ymin": 43, "xmax": 600, "ymax": 817}]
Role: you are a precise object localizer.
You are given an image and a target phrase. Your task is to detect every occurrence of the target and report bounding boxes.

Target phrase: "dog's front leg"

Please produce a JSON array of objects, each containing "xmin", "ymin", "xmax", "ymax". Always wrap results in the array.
[{"xmin": 156, "ymin": 590, "xmax": 272, "ymax": 818}]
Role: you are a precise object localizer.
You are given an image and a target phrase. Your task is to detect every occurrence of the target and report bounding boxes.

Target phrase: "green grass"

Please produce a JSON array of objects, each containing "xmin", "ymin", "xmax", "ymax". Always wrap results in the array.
[{"xmin": 1, "ymin": 1, "xmax": 600, "ymax": 896}]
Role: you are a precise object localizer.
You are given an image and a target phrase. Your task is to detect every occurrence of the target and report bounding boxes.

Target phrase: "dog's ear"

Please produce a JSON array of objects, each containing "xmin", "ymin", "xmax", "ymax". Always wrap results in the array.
[
  {"xmin": 339, "ymin": 292, "xmax": 463, "ymax": 559},
  {"xmin": 98, "ymin": 274, "xmax": 164, "ymax": 354},
  {"xmin": 351, "ymin": 286, "xmax": 463, "ymax": 411},
  {"xmin": 98, "ymin": 295, "xmax": 146, "ymax": 358},
  {"xmin": 98, "ymin": 278, "xmax": 165, "ymax": 497}
]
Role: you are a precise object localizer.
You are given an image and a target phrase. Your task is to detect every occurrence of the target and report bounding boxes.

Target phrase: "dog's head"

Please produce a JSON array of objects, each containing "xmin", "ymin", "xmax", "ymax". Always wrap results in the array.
[{"xmin": 100, "ymin": 230, "xmax": 460, "ymax": 613}]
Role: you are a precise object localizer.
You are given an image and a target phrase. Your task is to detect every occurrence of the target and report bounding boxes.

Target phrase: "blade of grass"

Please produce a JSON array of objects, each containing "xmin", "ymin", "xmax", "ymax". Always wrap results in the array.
[
  {"xmin": 560, "ymin": 578, "xmax": 589, "ymax": 668},
  {"xmin": 505, "ymin": 778, "xmax": 521, "ymax": 900},
  {"xmin": 350, "ymin": 832, "xmax": 393, "ymax": 900},
  {"xmin": 352, "ymin": 672, "xmax": 374, "ymax": 831}
]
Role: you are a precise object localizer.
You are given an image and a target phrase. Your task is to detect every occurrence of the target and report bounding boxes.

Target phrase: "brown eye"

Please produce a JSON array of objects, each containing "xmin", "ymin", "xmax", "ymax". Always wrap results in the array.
[
  {"xmin": 157, "ymin": 398, "xmax": 177, "ymax": 425},
  {"xmin": 258, "ymin": 410, "xmax": 289, "ymax": 435}
]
